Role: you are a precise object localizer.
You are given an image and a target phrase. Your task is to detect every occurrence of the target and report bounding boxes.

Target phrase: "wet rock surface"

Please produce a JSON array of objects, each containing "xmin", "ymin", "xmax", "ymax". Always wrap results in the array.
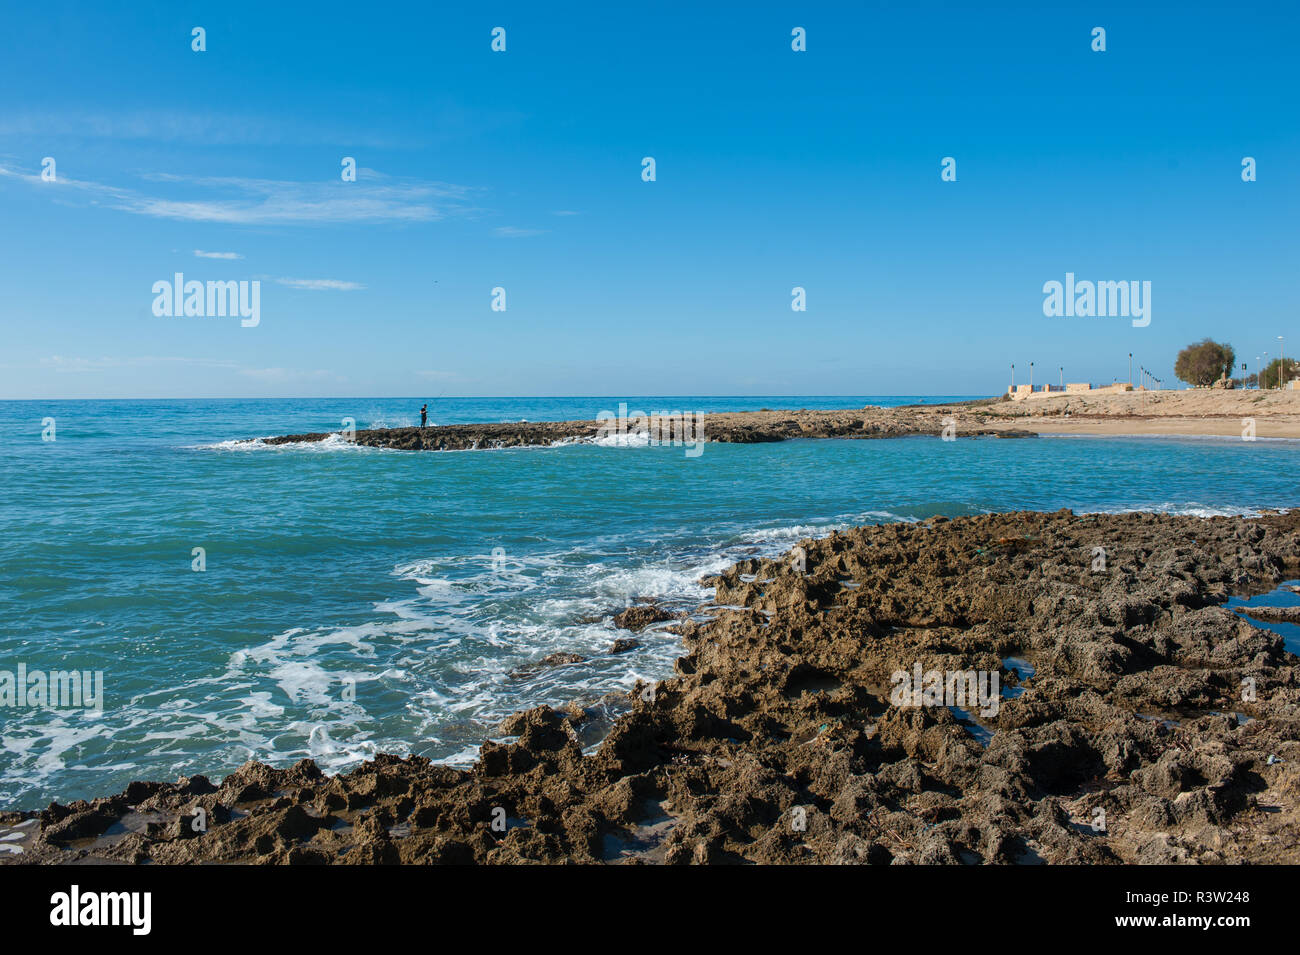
[
  {"xmin": 507, "ymin": 652, "xmax": 587, "ymax": 680},
  {"xmin": 4, "ymin": 509, "xmax": 1299, "ymax": 865},
  {"xmin": 613, "ymin": 605, "xmax": 678, "ymax": 631},
  {"xmin": 1240, "ymin": 606, "xmax": 1300, "ymax": 625}
]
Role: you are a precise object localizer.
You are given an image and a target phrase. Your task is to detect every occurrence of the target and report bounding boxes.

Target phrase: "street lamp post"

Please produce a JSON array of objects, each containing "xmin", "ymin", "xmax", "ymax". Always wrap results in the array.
[
  {"xmin": 1059, "ymin": 366, "xmax": 1063, "ymax": 389},
  {"xmin": 1129, "ymin": 352, "xmax": 1133, "ymax": 387},
  {"xmin": 1030, "ymin": 362, "xmax": 1034, "ymax": 392},
  {"xmin": 1280, "ymin": 336, "xmax": 1286, "ymax": 390}
]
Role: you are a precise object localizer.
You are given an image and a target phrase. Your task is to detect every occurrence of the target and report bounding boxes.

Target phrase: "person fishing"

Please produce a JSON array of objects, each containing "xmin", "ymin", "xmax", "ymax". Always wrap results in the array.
[{"xmin": 420, "ymin": 403, "xmax": 428, "ymax": 429}]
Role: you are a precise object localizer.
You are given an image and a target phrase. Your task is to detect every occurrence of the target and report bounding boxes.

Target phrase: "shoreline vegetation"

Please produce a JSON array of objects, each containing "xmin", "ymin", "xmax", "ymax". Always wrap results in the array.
[
  {"xmin": 3, "ymin": 507, "xmax": 1299, "ymax": 864},
  {"xmin": 264, "ymin": 390, "xmax": 1300, "ymax": 449}
]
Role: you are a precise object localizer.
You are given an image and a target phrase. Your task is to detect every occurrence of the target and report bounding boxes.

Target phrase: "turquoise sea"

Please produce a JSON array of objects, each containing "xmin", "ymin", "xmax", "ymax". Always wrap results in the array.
[{"xmin": 3, "ymin": 396, "xmax": 1298, "ymax": 809}]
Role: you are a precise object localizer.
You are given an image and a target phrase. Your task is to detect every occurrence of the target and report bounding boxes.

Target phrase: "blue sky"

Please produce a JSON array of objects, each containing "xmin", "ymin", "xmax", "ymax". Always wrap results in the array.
[{"xmin": 1, "ymin": 1, "xmax": 1296, "ymax": 399}]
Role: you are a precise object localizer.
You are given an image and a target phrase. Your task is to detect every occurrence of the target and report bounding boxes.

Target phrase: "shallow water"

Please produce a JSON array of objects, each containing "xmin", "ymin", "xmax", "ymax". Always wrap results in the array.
[
  {"xmin": 1226, "ymin": 580, "xmax": 1300, "ymax": 654},
  {"xmin": 3, "ymin": 396, "xmax": 1298, "ymax": 809},
  {"xmin": 1002, "ymin": 657, "xmax": 1036, "ymax": 700}
]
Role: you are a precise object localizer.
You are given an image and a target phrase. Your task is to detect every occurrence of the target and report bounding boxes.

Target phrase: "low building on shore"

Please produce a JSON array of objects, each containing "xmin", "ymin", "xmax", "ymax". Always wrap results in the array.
[{"xmin": 1007, "ymin": 382, "xmax": 1133, "ymax": 401}]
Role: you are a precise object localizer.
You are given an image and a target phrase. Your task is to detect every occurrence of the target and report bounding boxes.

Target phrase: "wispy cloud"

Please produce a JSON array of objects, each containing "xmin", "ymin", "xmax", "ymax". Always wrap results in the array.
[
  {"xmin": 416, "ymin": 370, "xmax": 464, "ymax": 381},
  {"xmin": 275, "ymin": 277, "xmax": 365, "ymax": 291},
  {"xmin": 0, "ymin": 106, "xmax": 507, "ymax": 150},
  {"xmin": 38, "ymin": 354, "xmax": 338, "ymax": 383},
  {"xmin": 0, "ymin": 164, "xmax": 480, "ymax": 225},
  {"xmin": 39, "ymin": 355, "xmax": 242, "ymax": 373},
  {"xmin": 237, "ymin": 367, "xmax": 336, "ymax": 382},
  {"xmin": 494, "ymin": 226, "xmax": 547, "ymax": 238},
  {"xmin": 194, "ymin": 249, "xmax": 242, "ymax": 259},
  {"xmin": 0, "ymin": 111, "xmax": 253, "ymax": 143}
]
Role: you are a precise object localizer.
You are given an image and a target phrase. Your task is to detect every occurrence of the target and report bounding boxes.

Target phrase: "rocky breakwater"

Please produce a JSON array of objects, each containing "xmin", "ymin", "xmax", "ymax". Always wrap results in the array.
[
  {"xmin": 263, "ymin": 420, "xmax": 603, "ymax": 451},
  {"xmin": 4, "ymin": 508, "xmax": 1297, "ymax": 864},
  {"xmin": 262, "ymin": 402, "xmax": 1034, "ymax": 452}
]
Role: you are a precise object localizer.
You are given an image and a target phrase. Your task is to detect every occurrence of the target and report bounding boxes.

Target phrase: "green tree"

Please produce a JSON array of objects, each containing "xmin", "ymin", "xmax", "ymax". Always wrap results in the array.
[
  {"xmin": 1260, "ymin": 356, "xmax": 1299, "ymax": 390},
  {"xmin": 1174, "ymin": 339, "xmax": 1236, "ymax": 387}
]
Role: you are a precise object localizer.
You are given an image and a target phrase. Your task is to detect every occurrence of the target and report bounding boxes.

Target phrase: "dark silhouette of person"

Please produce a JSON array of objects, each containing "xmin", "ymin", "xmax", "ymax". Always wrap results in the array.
[{"xmin": 420, "ymin": 404, "xmax": 428, "ymax": 428}]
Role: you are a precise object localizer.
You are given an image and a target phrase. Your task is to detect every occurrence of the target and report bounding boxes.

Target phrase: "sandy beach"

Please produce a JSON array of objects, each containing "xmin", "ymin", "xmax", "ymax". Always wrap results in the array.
[{"xmin": 965, "ymin": 389, "xmax": 1300, "ymax": 439}]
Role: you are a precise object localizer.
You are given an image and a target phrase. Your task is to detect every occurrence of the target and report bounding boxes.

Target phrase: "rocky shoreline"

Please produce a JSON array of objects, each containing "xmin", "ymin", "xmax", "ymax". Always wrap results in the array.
[{"xmin": 3, "ymin": 508, "xmax": 1299, "ymax": 864}]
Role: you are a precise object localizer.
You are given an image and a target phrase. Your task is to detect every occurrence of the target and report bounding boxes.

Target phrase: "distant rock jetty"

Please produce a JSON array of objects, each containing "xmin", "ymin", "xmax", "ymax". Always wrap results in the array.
[
  {"xmin": 264, "ymin": 402, "xmax": 1036, "ymax": 451},
  {"xmin": 263, "ymin": 390, "xmax": 1300, "ymax": 451}
]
